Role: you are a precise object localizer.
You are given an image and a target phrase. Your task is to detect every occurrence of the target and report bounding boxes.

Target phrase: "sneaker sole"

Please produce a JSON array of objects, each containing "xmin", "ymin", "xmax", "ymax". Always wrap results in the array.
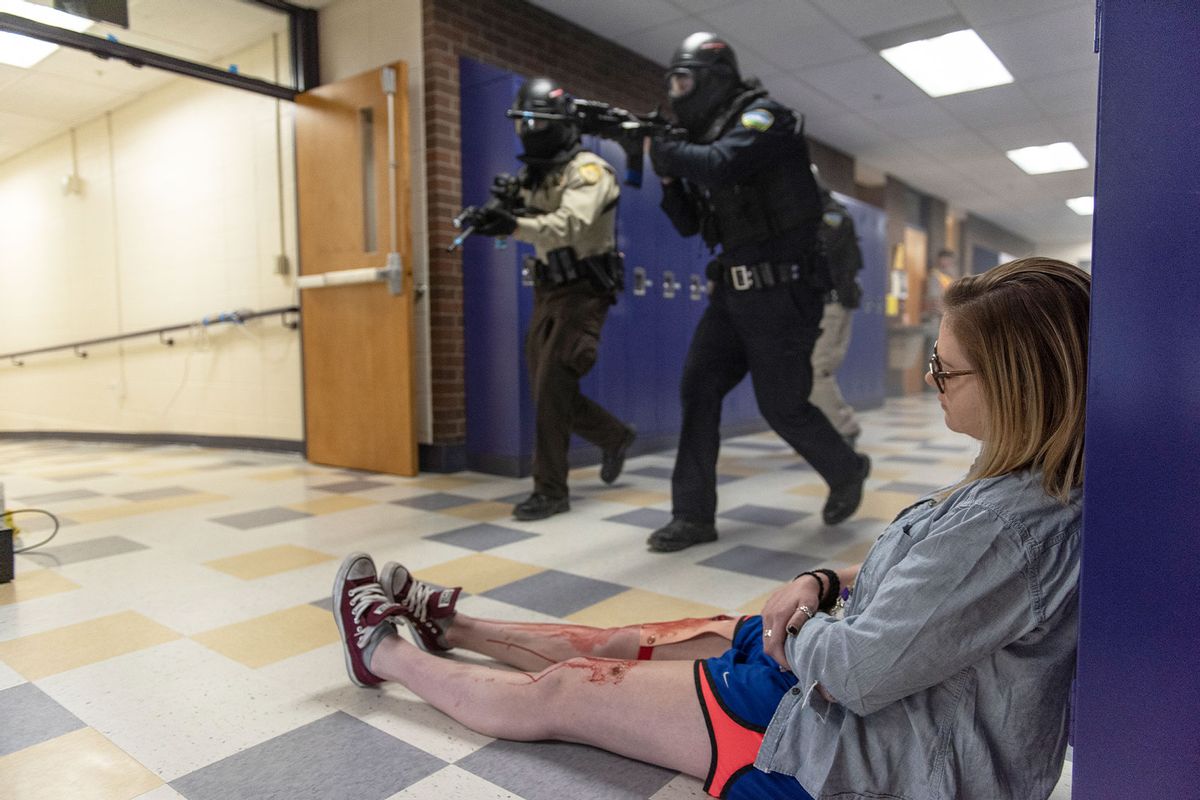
[{"xmin": 332, "ymin": 551, "xmax": 374, "ymax": 688}]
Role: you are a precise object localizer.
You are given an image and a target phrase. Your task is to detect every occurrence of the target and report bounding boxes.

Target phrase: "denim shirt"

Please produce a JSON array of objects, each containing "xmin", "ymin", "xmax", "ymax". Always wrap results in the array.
[{"xmin": 755, "ymin": 470, "xmax": 1081, "ymax": 800}]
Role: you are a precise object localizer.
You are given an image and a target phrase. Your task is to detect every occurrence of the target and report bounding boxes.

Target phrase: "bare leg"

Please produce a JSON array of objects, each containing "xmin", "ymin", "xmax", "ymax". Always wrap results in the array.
[
  {"xmin": 445, "ymin": 615, "xmax": 739, "ymax": 671},
  {"xmin": 370, "ymin": 633, "xmax": 711, "ymax": 778}
]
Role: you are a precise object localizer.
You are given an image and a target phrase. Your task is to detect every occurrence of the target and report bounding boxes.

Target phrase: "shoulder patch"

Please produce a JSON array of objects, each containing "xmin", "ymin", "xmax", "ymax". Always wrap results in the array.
[
  {"xmin": 578, "ymin": 162, "xmax": 603, "ymax": 185},
  {"xmin": 822, "ymin": 211, "xmax": 844, "ymax": 227},
  {"xmin": 740, "ymin": 109, "xmax": 774, "ymax": 132}
]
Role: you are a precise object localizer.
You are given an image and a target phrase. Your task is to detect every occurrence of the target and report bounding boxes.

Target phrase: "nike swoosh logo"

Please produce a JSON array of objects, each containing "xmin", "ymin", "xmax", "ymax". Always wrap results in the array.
[{"xmin": 723, "ymin": 671, "xmax": 731, "ymax": 688}]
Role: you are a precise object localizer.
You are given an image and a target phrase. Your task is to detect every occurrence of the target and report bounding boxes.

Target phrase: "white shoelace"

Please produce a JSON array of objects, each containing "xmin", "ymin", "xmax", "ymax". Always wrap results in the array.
[
  {"xmin": 349, "ymin": 582, "xmax": 392, "ymax": 648},
  {"xmin": 401, "ymin": 579, "xmax": 434, "ymax": 623}
]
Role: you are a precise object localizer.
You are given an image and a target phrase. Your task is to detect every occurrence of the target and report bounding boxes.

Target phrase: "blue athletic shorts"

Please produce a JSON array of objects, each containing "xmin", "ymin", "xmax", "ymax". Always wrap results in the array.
[{"xmin": 695, "ymin": 616, "xmax": 814, "ymax": 800}]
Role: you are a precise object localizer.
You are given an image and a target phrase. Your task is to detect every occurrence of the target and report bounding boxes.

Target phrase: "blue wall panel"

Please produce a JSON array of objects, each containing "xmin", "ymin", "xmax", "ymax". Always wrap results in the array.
[
  {"xmin": 832, "ymin": 193, "xmax": 887, "ymax": 411},
  {"xmin": 1073, "ymin": 2, "xmax": 1200, "ymax": 796}
]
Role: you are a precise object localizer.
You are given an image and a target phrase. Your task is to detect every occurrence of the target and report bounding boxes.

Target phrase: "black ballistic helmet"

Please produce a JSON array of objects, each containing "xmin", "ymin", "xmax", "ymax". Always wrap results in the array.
[
  {"xmin": 666, "ymin": 32, "xmax": 742, "ymax": 133},
  {"xmin": 512, "ymin": 77, "xmax": 580, "ymax": 159}
]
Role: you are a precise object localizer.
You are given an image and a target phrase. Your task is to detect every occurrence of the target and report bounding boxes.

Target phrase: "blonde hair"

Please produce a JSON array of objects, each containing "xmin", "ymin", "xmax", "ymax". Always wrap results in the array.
[{"xmin": 942, "ymin": 257, "xmax": 1091, "ymax": 502}]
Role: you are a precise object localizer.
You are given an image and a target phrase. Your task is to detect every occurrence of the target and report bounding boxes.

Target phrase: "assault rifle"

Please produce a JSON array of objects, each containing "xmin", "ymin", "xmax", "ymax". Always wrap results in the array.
[
  {"xmin": 506, "ymin": 99, "xmax": 682, "ymax": 187},
  {"xmin": 448, "ymin": 172, "xmax": 523, "ymax": 252}
]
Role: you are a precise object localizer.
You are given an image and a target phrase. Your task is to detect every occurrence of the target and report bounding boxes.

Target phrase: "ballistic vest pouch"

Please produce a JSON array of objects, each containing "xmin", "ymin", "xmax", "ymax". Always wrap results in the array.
[{"xmin": 538, "ymin": 247, "xmax": 624, "ymax": 296}]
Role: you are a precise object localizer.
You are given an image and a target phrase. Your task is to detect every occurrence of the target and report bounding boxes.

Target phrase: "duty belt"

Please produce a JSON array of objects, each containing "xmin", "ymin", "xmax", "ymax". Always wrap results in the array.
[{"xmin": 724, "ymin": 262, "xmax": 804, "ymax": 291}]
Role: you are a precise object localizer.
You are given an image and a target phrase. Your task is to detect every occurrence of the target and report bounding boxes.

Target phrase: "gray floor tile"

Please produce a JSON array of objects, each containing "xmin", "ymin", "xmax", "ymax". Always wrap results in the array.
[
  {"xmin": 718, "ymin": 504, "xmax": 810, "ymax": 528},
  {"xmin": 115, "ymin": 486, "xmax": 195, "ymax": 502},
  {"xmin": 392, "ymin": 492, "xmax": 478, "ymax": 511},
  {"xmin": 31, "ymin": 535, "xmax": 148, "ymax": 566},
  {"xmin": 603, "ymin": 508, "xmax": 673, "ymax": 530},
  {"xmin": 457, "ymin": 739, "xmax": 675, "ymax": 800},
  {"xmin": 877, "ymin": 481, "xmax": 944, "ymax": 495},
  {"xmin": 883, "ymin": 454, "xmax": 942, "ymax": 464},
  {"xmin": 722, "ymin": 440, "xmax": 790, "ymax": 452},
  {"xmin": 483, "ymin": 569, "xmax": 626, "ymax": 617},
  {"xmin": 170, "ymin": 712, "xmax": 444, "ymax": 800},
  {"xmin": 884, "ymin": 435, "xmax": 931, "ymax": 443},
  {"xmin": 918, "ymin": 442, "xmax": 973, "ymax": 452},
  {"xmin": 698, "ymin": 544, "xmax": 822, "ymax": 582},
  {"xmin": 195, "ymin": 459, "xmax": 260, "ymax": 471},
  {"xmin": 626, "ymin": 466, "xmax": 674, "ymax": 480},
  {"xmin": 425, "ymin": 523, "xmax": 538, "ymax": 551},
  {"xmin": 11, "ymin": 488, "xmax": 103, "ymax": 504},
  {"xmin": 714, "ymin": 473, "xmax": 744, "ymax": 485},
  {"xmin": 0, "ymin": 683, "xmax": 86, "ymax": 757},
  {"xmin": 210, "ymin": 507, "xmax": 313, "ymax": 530},
  {"xmin": 313, "ymin": 479, "xmax": 392, "ymax": 494},
  {"xmin": 783, "ymin": 460, "xmax": 815, "ymax": 471}
]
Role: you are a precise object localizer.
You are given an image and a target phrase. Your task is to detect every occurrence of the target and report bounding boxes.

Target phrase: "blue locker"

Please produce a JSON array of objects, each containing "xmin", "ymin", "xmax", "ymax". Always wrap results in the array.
[{"xmin": 832, "ymin": 193, "xmax": 887, "ymax": 411}]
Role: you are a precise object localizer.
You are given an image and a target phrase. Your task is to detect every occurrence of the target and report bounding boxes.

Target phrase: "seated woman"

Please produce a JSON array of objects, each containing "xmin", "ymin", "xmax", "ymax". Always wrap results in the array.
[{"xmin": 333, "ymin": 257, "xmax": 1089, "ymax": 800}]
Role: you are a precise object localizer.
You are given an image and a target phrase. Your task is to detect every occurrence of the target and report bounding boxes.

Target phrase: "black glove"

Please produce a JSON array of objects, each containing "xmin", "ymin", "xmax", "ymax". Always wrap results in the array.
[
  {"xmin": 649, "ymin": 137, "xmax": 680, "ymax": 178},
  {"xmin": 473, "ymin": 206, "xmax": 517, "ymax": 237}
]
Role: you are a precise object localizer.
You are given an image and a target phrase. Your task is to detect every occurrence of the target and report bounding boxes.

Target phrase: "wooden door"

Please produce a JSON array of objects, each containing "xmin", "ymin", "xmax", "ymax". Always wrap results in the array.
[{"xmin": 295, "ymin": 64, "xmax": 417, "ymax": 476}]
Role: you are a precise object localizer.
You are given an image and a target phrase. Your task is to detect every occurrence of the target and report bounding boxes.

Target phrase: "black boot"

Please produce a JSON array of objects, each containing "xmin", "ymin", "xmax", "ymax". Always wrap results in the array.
[
  {"xmin": 647, "ymin": 517, "xmax": 718, "ymax": 552},
  {"xmin": 513, "ymin": 493, "xmax": 570, "ymax": 521},
  {"xmin": 822, "ymin": 454, "xmax": 871, "ymax": 525},
  {"xmin": 600, "ymin": 426, "xmax": 637, "ymax": 484}
]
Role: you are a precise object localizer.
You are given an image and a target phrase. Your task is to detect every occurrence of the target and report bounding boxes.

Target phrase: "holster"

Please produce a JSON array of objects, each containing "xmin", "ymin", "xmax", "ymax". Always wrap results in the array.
[{"xmin": 530, "ymin": 248, "xmax": 624, "ymax": 295}]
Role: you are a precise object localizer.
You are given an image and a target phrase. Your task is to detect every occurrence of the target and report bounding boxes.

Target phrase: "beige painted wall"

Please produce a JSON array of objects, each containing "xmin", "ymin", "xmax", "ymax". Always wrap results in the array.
[
  {"xmin": 0, "ymin": 37, "xmax": 302, "ymax": 440},
  {"xmin": 0, "ymin": 0, "xmax": 429, "ymax": 444}
]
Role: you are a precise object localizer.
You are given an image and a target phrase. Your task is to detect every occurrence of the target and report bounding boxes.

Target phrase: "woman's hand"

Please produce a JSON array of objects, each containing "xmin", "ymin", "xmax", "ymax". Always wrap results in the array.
[{"xmin": 760, "ymin": 574, "xmax": 823, "ymax": 669}]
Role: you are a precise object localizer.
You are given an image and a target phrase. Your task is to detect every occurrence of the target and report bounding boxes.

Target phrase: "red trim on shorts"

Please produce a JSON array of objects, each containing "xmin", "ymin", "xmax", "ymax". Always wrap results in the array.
[
  {"xmin": 694, "ymin": 660, "xmax": 767, "ymax": 798},
  {"xmin": 637, "ymin": 645, "xmax": 655, "ymax": 660}
]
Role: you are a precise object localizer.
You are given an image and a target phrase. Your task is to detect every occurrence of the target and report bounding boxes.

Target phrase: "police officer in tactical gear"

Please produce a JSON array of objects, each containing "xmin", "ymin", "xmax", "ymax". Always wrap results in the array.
[
  {"xmin": 474, "ymin": 77, "xmax": 635, "ymax": 521},
  {"xmin": 810, "ymin": 180, "xmax": 865, "ymax": 448},
  {"xmin": 645, "ymin": 33, "xmax": 871, "ymax": 552}
]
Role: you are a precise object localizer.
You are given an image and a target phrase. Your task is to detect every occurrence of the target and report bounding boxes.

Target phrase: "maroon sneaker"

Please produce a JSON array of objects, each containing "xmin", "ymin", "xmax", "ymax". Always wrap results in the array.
[
  {"xmin": 378, "ymin": 561, "xmax": 460, "ymax": 653},
  {"xmin": 332, "ymin": 552, "xmax": 404, "ymax": 687}
]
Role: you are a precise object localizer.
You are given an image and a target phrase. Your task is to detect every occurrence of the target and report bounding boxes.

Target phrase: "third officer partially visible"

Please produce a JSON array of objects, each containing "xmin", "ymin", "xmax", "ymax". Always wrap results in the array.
[
  {"xmin": 472, "ymin": 77, "xmax": 635, "ymax": 521},
  {"xmin": 645, "ymin": 33, "xmax": 871, "ymax": 551}
]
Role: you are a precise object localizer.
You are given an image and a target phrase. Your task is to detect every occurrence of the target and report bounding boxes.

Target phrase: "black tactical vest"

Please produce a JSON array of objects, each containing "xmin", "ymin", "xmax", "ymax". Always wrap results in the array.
[{"xmin": 701, "ymin": 97, "xmax": 823, "ymax": 254}]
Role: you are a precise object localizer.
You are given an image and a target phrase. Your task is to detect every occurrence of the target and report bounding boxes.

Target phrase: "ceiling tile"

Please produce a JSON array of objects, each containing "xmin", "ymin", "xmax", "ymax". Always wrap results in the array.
[
  {"xmin": 697, "ymin": 0, "xmax": 827, "ymax": 36},
  {"xmin": 975, "ymin": 119, "xmax": 1064, "ymax": 151},
  {"xmin": 800, "ymin": 54, "xmax": 928, "ymax": 112},
  {"xmin": 937, "ymin": 83, "xmax": 1044, "ymax": 129},
  {"xmin": 860, "ymin": 99, "xmax": 965, "ymax": 141},
  {"xmin": 978, "ymin": 5, "xmax": 1098, "ymax": 81},
  {"xmin": 530, "ymin": 0, "xmax": 686, "ymax": 39},
  {"xmin": 805, "ymin": 112, "xmax": 893, "ymax": 153},
  {"xmin": 621, "ymin": 17, "xmax": 705, "ymax": 67},
  {"xmin": 910, "ymin": 130, "xmax": 997, "ymax": 161},
  {"xmin": 1022, "ymin": 67, "xmax": 1098, "ymax": 116},
  {"xmin": 0, "ymin": 110, "xmax": 66, "ymax": 162},
  {"xmin": 762, "ymin": 75, "xmax": 849, "ymax": 121},
  {"xmin": 812, "ymin": 0, "xmax": 957, "ymax": 37},
  {"xmin": 953, "ymin": 0, "xmax": 1092, "ymax": 28}
]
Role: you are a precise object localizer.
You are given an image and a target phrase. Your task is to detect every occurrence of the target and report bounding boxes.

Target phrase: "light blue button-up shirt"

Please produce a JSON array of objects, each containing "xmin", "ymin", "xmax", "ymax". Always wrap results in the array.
[{"xmin": 755, "ymin": 469, "xmax": 1081, "ymax": 800}]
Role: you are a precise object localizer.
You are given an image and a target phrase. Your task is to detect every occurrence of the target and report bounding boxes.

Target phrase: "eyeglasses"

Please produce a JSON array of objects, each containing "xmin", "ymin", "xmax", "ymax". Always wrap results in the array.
[{"xmin": 928, "ymin": 340, "xmax": 976, "ymax": 393}]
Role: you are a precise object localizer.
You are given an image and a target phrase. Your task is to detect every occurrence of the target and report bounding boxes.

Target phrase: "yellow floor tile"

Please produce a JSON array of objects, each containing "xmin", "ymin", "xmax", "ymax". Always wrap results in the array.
[
  {"xmin": 566, "ymin": 588, "xmax": 727, "ymax": 628},
  {"xmin": 0, "ymin": 611, "xmax": 180, "ymax": 680},
  {"xmin": 192, "ymin": 604, "xmax": 339, "ymax": 668},
  {"xmin": 440, "ymin": 501, "xmax": 513, "ymax": 522},
  {"xmin": 286, "ymin": 495, "xmax": 376, "ymax": 515},
  {"xmin": 412, "ymin": 475, "xmax": 485, "ymax": 491},
  {"xmin": 68, "ymin": 492, "xmax": 228, "ymax": 524},
  {"xmin": 736, "ymin": 590, "xmax": 773, "ymax": 617},
  {"xmin": 714, "ymin": 461, "xmax": 771, "ymax": 477},
  {"xmin": 592, "ymin": 488, "xmax": 671, "ymax": 506},
  {"xmin": 863, "ymin": 467, "xmax": 913, "ymax": 482},
  {"xmin": 786, "ymin": 483, "xmax": 827, "ymax": 498},
  {"xmin": 205, "ymin": 544, "xmax": 335, "ymax": 580},
  {"xmin": 857, "ymin": 490, "xmax": 921, "ymax": 521},
  {"xmin": 0, "ymin": 727, "xmax": 161, "ymax": 800},
  {"xmin": 0, "ymin": 569, "xmax": 80, "ymax": 606},
  {"xmin": 414, "ymin": 554, "xmax": 544, "ymax": 595}
]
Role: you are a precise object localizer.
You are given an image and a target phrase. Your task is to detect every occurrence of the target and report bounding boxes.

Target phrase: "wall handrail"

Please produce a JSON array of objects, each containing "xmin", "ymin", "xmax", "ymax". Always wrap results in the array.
[{"xmin": 3, "ymin": 306, "xmax": 300, "ymax": 367}]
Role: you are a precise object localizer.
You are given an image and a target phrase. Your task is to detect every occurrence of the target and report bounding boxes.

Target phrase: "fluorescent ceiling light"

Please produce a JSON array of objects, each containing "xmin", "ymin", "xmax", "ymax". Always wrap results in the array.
[
  {"xmin": 1066, "ymin": 196, "xmax": 1095, "ymax": 215},
  {"xmin": 880, "ymin": 29, "xmax": 1013, "ymax": 97},
  {"xmin": 1006, "ymin": 142, "xmax": 1089, "ymax": 175},
  {"xmin": 0, "ymin": 0, "xmax": 93, "ymax": 68}
]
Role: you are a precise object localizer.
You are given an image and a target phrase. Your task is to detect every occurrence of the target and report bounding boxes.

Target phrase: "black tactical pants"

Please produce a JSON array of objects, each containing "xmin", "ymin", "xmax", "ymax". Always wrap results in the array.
[
  {"xmin": 526, "ymin": 282, "xmax": 626, "ymax": 499},
  {"xmin": 672, "ymin": 281, "xmax": 862, "ymax": 523}
]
